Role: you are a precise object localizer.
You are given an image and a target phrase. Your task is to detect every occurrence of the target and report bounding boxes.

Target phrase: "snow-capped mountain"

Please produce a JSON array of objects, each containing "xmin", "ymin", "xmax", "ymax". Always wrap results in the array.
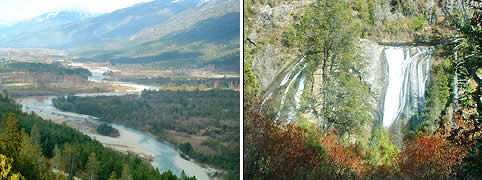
[
  {"xmin": 28, "ymin": 11, "xmax": 93, "ymax": 24},
  {"xmin": 0, "ymin": 0, "xmax": 238, "ymax": 49},
  {"xmin": 0, "ymin": 10, "xmax": 94, "ymax": 40}
]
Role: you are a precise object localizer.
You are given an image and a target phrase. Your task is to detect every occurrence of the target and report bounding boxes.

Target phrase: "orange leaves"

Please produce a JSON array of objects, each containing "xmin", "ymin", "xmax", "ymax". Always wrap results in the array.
[
  {"xmin": 260, "ymin": 122, "xmax": 323, "ymax": 179},
  {"xmin": 245, "ymin": 99, "xmax": 471, "ymax": 179},
  {"xmin": 399, "ymin": 133, "xmax": 466, "ymax": 178},
  {"xmin": 320, "ymin": 130, "xmax": 368, "ymax": 177},
  {"xmin": 244, "ymin": 98, "xmax": 323, "ymax": 179}
]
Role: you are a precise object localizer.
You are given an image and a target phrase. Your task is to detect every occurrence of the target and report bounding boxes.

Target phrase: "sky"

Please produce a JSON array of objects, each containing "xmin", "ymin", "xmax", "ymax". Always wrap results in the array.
[{"xmin": 0, "ymin": 0, "xmax": 154, "ymax": 25}]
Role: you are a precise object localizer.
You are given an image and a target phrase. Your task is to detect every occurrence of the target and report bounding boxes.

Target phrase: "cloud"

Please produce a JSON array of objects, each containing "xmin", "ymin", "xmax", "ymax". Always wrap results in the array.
[{"xmin": 0, "ymin": 0, "xmax": 154, "ymax": 22}]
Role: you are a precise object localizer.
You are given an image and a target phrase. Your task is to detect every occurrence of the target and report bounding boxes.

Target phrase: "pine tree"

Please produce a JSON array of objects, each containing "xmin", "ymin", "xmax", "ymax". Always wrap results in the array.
[
  {"xmin": 30, "ymin": 124, "xmax": 41, "ymax": 146},
  {"xmin": 53, "ymin": 145, "xmax": 62, "ymax": 180},
  {"xmin": 53, "ymin": 145, "xmax": 62, "ymax": 169},
  {"xmin": 63, "ymin": 144, "xmax": 79, "ymax": 180},
  {"xmin": 86, "ymin": 152, "xmax": 98, "ymax": 180},
  {"xmin": 0, "ymin": 113, "xmax": 22, "ymax": 167},
  {"xmin": 18, "ymin": 129, "xmax": 50, "ymax": 179}
]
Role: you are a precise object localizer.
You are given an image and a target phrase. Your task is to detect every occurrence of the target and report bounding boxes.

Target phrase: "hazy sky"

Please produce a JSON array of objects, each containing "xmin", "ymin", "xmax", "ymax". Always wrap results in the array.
[{"xmin": 0, "ymin": 0, "xmax": 154, "ymax": 25}]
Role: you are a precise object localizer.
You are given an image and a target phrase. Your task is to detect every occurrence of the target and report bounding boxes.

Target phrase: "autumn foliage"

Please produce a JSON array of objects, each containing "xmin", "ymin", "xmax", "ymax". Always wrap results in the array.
[
  {"xmin": 244, "ymin": 98, "xmax": 472, "ymax": 179},
  {"xmin": 319, "ymin": 130, "xmax": 368, "ymax": 177},
  {"xmin": 244, "ymin": 98, "xmax": 323, "ymax": 179},
  {"xmin": 244, "ymin": 99, "xmax": 369, "ymax": 179},
  {"xmin": 399, "ymin": 133, "xmax": 466, "ymax": 178}
]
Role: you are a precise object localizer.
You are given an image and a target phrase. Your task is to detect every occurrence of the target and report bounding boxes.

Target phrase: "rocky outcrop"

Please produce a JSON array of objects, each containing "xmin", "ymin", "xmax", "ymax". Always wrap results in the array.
[
  {"xmin": 359, "ymin": 39, "xmax": 388, "ymax": 125},
  {"xmin": 246, "ymin": 1, "xmax": 313, "ymax": 91}
]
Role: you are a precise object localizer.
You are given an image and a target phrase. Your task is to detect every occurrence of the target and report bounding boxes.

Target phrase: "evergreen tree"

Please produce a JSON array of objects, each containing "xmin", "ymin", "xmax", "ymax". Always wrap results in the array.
[
  {"xmin": 287, "ymin": 0, "xmax": 370, "ymax": 135},
  {"xmin": 0, "ymin": 113, "xmax": 22, "ymax": 168},
  {"xmin": 18, "ymin": 129, "xmax": 50, "ymax": 179},
  {"xmin": 52, "ymin": 145, "xmax": 62, "ymax": 179},
  {"xmin": 30, "ymin": 124, "xmax": 41, "ymax": 146},
  {"xmin": 63, "ymin": 144, "xmax": 79, "ymax": 180},
  {"xmin": 86, "ymin": 152, "xmax": 98, "ymax": 180}
]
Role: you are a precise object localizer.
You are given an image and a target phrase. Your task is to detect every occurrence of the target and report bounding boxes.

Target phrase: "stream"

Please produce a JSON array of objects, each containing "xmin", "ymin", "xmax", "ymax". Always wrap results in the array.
[{"xmin": 15, "ymin": 64, "xmax": 212, "ymax": 180}]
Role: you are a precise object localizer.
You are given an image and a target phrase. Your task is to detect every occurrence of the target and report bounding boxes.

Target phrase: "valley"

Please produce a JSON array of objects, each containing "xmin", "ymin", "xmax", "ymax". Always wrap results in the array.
[
  {"xmin": 0, "ymin": 0, "xmax": 240, "ymax": 179},
  {"xmin": 4, "ymin": 58, "xmax": 238, "ymax": 179}
]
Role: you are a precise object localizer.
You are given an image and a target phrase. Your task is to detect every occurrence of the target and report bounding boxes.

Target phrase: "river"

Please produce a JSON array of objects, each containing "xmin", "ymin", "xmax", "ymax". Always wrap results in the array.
[{"xmin": 15, "ymin": 63, "xmax": 212, "ymax": 180}]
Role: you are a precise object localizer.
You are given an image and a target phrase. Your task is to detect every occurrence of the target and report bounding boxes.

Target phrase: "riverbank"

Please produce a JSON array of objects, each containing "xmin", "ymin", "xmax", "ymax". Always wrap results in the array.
[
  {"xmin": 143, "ymin": 131, "xmax": 225, "ymax": 177},
  {"xmin": 16, "ymin": 94, "xmax": 215, "ymax": 180},
  {"xmin": 15, "ymin": 62, "xmax": 221, "ymax": 179},
  {"xmin": 16, "ymin": 96, "xmax": 156, "ymax": 161}
]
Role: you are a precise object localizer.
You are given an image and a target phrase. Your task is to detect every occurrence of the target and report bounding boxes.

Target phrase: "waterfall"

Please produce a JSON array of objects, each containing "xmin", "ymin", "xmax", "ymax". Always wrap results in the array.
[
  {"xmin": 382, "ymin": 47, "xmax": 432, "ymax": 128},
  {"xmin": 260, "ymin": 56, "xmax": 307, "ymax": 123},
  {"xmin": 295, "ymin": 75, "xmax": 306, "ymax": 109}
]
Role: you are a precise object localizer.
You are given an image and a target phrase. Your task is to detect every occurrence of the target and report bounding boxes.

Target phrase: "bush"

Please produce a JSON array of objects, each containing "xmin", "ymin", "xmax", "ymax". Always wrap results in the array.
[
  {"xmin": 399, "ymin": 134, "xmax": 465, "ymax": 178},
  {"xmin": 180, "ymin": 142, "xmax": 193, "ymax": 155},
  {"xmin": 409, "ymin": 14, "xmax": 426, "ymax": 32},
  {"xmin": 96, "ymin": 123, "xmax": 119, "ymax": 137}
]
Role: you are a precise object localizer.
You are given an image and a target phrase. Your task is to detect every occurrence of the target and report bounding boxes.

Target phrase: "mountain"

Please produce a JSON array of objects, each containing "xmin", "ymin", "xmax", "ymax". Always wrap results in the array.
[
  {"xmin": 0, "ymin": 0, "xmax": 239, "ymax": 73},
  {"xmin": 75, "ymin": 11, "xmax": 240, "ymax": 72},
  {"xmin": 0, "ymin": 11, "xmax": 94, "ymax": 41},
  {"xmin": 0, "ymin": 0, "xmax": 238, "ymax": 49},
  {"xmin": 129, "ymin": 0, "xmax": 239, "ymax": 43}
]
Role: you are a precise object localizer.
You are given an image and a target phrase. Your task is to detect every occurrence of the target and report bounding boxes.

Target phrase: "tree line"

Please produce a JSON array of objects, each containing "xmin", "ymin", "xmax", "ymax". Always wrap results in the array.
[
  {"xmin": 0, "ymin": 93, "xmax": 196, "ymax": 180},
  {"xmin": 0, "ymin": 62, "xmax": 91, "ymax": 79},
  {"xmin": 53, "ymin": 89, "xmax": 240, "ymax": 178}
]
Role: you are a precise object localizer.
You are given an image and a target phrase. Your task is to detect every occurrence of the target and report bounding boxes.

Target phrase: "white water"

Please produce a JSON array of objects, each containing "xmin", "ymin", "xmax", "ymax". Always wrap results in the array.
[
  {"xmin": 295, "ymin": 75, "xmax": 306, "ymax": 109},
  {"xmin": 272, "ymin": 56, "xmax": 307, "ymax": 122},
  {"xmin": 382, "ymin": 47, "xmax": 432, "ymax": 127}
]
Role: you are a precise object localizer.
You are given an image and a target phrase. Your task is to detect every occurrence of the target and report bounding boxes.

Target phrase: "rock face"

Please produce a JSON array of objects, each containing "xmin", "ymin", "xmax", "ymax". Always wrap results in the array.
[
  {"xmin": 247, "ymin": 1, "xmax": 313, "ymax": 91},
  {"xmin": 261, "ymin": 39, "xmax": 433, "ymax": 146},
  {"xmin": 359, "ymin": 39, "xmax": 388, "ymax": 126},
  {"xmin": 260, "ymin": 56, "xmax": 307, "ymax": 123}
]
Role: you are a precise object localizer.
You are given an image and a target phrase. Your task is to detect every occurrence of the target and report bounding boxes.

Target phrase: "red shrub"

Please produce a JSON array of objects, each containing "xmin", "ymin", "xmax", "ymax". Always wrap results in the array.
[
  {"xmin": 320, "ymin": 130, "xmax": 368, "ymax": 177},
  {"xmin": 399, "ymin": 134, "xmax": 466, "ymax": 178}
]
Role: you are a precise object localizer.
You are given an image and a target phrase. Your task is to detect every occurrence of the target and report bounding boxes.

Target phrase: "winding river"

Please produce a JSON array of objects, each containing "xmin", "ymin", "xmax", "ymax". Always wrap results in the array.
[{"xmin": 15, "ymin": 64, "xmax": 212, "ymax": 180}]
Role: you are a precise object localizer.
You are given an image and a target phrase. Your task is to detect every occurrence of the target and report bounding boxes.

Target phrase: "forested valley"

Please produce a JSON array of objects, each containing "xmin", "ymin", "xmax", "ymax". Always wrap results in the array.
[
  {"xmin": 0, "ymin": 61, "xmax": 126, "ymax": 97},
  {"xmin": 0, "ymin": 0, "xmax": 241, "ymax": 179},
  {"xmin": 0, "ymin": 93, "xmax": 195, "ymax": 180},
  {"xmin": 244, "ymin": 0, "xmax": 480, "ymax": 179},
  {"xmin": 107, "ymin": 75, "xmax": 240, "ymax": 90},
  {"xmin": 52, "ymin": 89, "xmax": 240, "ymax": 179}
]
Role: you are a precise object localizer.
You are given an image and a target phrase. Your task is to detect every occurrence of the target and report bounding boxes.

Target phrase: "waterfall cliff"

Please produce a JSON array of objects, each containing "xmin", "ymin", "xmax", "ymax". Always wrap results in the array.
[
  {"xmin": 261, "ymin": 56, "xmax": 307, "ymax": 124},
  {"xmin": 261, "ymin": 41, "xmax": 433, "ymax": 138},
  {"xmin": 382, "ymin": 47, "xmax": 432, "ymax": 128}
]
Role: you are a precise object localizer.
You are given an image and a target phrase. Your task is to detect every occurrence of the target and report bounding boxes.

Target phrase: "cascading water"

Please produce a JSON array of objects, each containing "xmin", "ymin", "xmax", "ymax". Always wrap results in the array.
[
  {"xmin": 382, "ymin": 47, "xmax": 432, "ymax": 128},
  {"xmin": 261, "ymin": 42, "xmax": 432, "ymax": 138},
  {"xmin": 261, "ymin": 56, "xmax": 307, "ymax": 123}
]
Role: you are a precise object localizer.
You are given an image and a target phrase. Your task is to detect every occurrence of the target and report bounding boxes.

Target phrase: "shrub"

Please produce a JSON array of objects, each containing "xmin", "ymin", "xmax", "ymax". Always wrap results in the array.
[
  {"xmin": 399, "ymin": 134, "xmax": 466, "ymax": 178},
  {"xmin": 409, "ymin": 14, "xmax": 426, "ymax": 32}
]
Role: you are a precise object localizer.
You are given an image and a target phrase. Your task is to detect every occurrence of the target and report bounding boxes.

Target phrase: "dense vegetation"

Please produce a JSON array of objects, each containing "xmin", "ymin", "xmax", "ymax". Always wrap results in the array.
[
  {"xmin": 285, "ymin": 0, "xmax": 371, "ymax": 136},
  {"xmin": 0, "ymin": 93, "xmax": 195, "ymax": 180},
  {"xmin": 244, "ymin": 0, "xmax": 481, "ymax": 179},
  {"xmin": 0, "ymin": 62, "xmax": 91, "ymax": 79},
  {"xmin": 115, "ymin": 76, "xmax": 240, "ymax": 89},
  {"xmin": 96, "ymin": 123, "xmax": 120, "ymax": 138},
  {"xmin": 52, "ymin": 89, "xmax": 240, "ymax": 178},
  {"xmin": 78, "ymin": 51, "xmax": 240, "ymax": 74}
]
